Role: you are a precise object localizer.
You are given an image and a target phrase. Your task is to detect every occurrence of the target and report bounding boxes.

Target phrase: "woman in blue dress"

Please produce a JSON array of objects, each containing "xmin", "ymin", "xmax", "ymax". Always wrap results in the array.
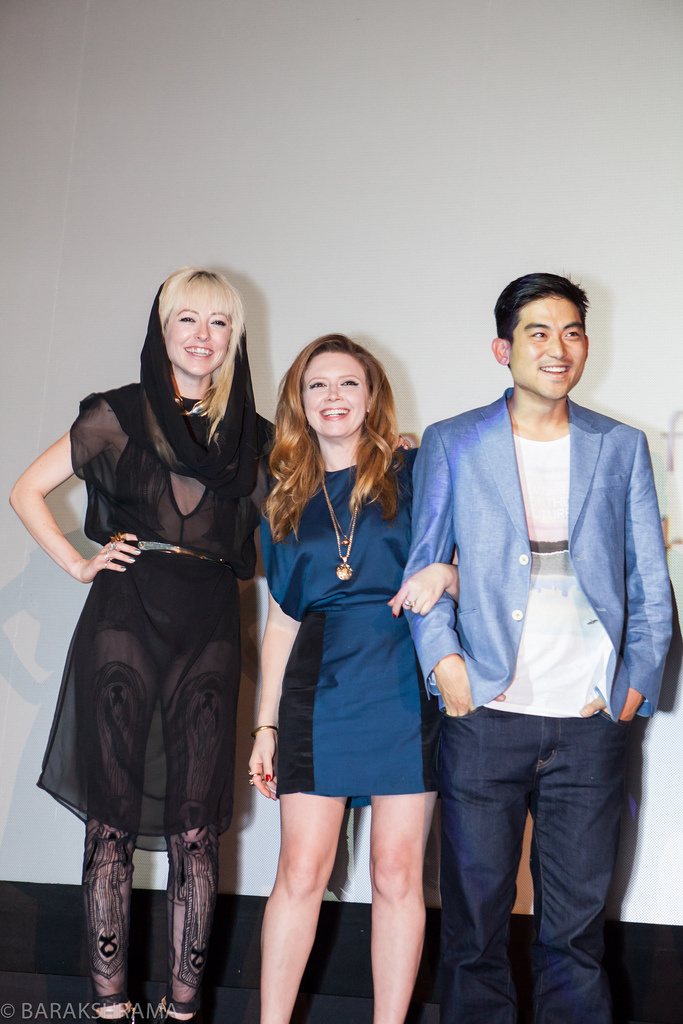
[{"xmin": 249, "ymin": 334, "xmax": 458, "ymax": 1024}]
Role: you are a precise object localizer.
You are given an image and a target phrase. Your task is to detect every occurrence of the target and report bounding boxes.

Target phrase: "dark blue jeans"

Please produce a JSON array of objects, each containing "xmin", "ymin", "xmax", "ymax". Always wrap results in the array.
[{"xmin": 439, "ymin": 707, "xmax": 630, "ymax": 1024}]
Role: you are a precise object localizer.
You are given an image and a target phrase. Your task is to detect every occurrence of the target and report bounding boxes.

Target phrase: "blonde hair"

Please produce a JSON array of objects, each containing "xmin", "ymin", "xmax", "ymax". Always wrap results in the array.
[
  {"xmin": 265, "ymin": 335, "xmax": 401, "ymax": 542},
  {"xmin": 158, "ymin": 267, "xmax": 245, "ymax": 443}
]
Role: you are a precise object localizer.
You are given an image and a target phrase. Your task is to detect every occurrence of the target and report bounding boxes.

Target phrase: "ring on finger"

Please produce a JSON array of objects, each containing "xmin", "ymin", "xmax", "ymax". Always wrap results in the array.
[{"xmin": 403, "ymin": 598, "xmax": 415, "ymax": 609}]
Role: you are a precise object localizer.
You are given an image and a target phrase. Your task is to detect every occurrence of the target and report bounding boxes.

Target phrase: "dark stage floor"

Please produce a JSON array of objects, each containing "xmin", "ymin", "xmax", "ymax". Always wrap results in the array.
[{"xmin": 1, "ymin": 881, "xmax": 680, "ymax": 1023}]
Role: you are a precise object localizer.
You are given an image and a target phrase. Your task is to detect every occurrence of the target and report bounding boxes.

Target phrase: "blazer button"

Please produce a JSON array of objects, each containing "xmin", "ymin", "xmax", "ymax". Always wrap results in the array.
[
  {"xmin": 519, "ymin": 554, "xmax": 529, "ymax": 565},
  {"xmin": 512, "ymin": 609, "xmax": 524, "ymax": 620}
]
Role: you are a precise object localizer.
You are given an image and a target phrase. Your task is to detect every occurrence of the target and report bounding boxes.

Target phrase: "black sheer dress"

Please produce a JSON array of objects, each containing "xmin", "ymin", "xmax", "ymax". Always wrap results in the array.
[
  {"xmin": 39, "ymin": 393, "xmax": 268, "ymax": 849},
  {"xmin": 38, "ymin": 289, "xmax": 268, "ymax": 851}
]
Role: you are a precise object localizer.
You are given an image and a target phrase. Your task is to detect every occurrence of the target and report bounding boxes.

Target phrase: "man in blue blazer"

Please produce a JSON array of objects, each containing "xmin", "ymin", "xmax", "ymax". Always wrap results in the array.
[{"xmin": 403, "ymin": 273, "xmax": 672, "ymax": 1024}]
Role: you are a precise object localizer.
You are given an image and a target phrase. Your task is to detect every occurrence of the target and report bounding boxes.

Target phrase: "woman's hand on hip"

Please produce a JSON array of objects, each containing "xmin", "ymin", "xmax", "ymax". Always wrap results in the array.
[
  {"xmin": 11, "ymin": 432, "xmax": 139, "ymax": 583},
  {"xmin": 74, "ymin": 533, "xmax": 140, "ymax": 583}
]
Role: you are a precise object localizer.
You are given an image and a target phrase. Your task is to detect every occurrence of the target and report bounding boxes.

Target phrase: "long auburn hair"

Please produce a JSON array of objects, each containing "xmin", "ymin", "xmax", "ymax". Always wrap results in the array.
[{"xmin": 265, "ymin": 335, "xmax": 401, "ymax": 542}]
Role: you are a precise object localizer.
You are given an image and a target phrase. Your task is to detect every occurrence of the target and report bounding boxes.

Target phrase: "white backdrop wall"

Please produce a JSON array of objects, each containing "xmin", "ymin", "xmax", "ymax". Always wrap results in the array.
[{"xmin": 1, "ymin": 0, "xmax": 682, "ymax": 925}]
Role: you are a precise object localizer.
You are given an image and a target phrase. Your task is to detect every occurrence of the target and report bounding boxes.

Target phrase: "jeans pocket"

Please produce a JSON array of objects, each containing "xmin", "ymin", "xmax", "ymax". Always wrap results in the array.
[
  {"xmin": 441, "ymin": 705, "xmax": 483, "ymax": 722},
  {"xmin": 598, "ymin": 709, "xmax": 631, "ymax": 727}
]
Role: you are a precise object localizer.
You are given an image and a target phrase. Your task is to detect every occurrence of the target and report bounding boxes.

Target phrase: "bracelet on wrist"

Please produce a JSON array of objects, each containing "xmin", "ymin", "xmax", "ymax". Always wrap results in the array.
[{"xmin": 251, "ymin": 724, "xmax": 279, "ymax": 738}]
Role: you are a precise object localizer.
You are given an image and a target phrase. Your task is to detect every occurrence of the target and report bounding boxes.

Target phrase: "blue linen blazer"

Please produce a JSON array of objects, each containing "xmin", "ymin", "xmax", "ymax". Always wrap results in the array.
[{"xmin": 404, "ymin": 391, "xmax": 672, "ymax": 720}]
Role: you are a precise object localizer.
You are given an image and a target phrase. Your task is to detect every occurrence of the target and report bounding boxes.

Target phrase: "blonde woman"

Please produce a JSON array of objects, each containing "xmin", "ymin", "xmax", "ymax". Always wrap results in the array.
[
  {"xmin": 250, "ymin": 335, "xmax": 458, "ymax": 1024},
  {"xmin": 11, "ymin": 268, "xmax": 267, "ymax": 1021}
]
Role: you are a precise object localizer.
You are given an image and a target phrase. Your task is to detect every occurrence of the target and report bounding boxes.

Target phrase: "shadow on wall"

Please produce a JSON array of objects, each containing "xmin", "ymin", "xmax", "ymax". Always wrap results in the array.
[
  {"xmin": 216, "ymin": 265, "xmax": 276, "ymax": 424},
  {"xmin": 355, "ymin": 332, "xmax": 421, "ymax": 437},
  {"xmin": 607, "ymin": 586, "xmax": 682, "ymax": 922},
  {"xmin": 0, "ymin": 521, "xmax": 96, "ymax": 880},
  {"xmin": 573, "ymin": 274, "xmax": 614, "ymax": 402}
]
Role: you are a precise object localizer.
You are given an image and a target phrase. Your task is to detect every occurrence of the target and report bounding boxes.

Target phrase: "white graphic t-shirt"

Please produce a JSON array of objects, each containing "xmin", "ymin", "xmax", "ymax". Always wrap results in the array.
[{"xmin": 484, "ymin": 434, "xmax": 612, "ymax": 718}]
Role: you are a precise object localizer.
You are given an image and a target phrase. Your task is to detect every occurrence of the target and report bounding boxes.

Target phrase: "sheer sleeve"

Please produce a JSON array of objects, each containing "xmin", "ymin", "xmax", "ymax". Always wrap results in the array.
[
  {"xmin": 71, "ymin": 393, "xmax": 129, "ymax": 485},
  {"xmin": 70, "ymin": 391, "xmax": 145, "ymax": 545}
]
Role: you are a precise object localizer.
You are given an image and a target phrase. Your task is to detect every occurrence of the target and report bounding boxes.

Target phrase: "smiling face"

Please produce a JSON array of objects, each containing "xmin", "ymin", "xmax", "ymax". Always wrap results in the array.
[
  {"xmin": 492, "ymin": 296, "xmax": 589, "ymax": 409},
  {"xmin": 163, "ymin": 300, "xmax": 232, "ymax": 398},
  {"xmin": 302, "ymin": 351, "xmax": 372, "ymax": 466}
]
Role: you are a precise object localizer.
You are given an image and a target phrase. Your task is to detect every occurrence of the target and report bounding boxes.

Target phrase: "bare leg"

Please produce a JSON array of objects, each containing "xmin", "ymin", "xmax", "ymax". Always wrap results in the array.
[
  {"xmin": 260, "ymin": 794, "xmax": 347, "ymax": 1024},
  {"xmin": 165, "ymin": 824, "xmax": 219, "ymax": 1019},
  {"xmin": 82, "ymin": 819, "xmax": 136, "ymax": 1018},
  {"xmin": 369, "ymin": 792, "xmax": 437, "ymax": 1024}
]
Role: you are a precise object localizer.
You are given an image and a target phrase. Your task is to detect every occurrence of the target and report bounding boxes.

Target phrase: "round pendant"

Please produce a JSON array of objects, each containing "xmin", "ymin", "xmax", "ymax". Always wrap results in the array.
[{"xmin": 336, "ymin": 563, "xmax": 353, "ymax": 580}]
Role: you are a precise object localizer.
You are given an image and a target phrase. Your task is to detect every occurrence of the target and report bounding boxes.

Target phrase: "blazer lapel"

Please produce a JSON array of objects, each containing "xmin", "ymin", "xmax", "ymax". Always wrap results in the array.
[
  {"xmin": 476, "ymin": 393, "xmax": 530, "ymax": 547},
  {"xmin": 568, "ymin": 401, "xmax": 602, "ymax": 542}
]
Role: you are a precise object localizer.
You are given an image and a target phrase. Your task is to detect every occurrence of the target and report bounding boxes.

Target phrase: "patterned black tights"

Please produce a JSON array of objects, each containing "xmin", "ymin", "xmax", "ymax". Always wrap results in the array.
[
  {"xmin": 82, "ymin": 820, "xmax": 219, "ymax": 1015},
  {"xmin": 165, "ymin": 824, "xmax": 219, "ymax": 1014},
  {"xmin": 82, "ymin": 820, "xmax": 135, "ymax": 1008}
]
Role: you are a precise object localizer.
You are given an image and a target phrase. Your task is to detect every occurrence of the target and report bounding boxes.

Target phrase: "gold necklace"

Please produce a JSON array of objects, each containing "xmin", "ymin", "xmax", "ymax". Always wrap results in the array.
[{"xmin": 321, "ymin": 479, "xmax": 359, "ymax": 580}]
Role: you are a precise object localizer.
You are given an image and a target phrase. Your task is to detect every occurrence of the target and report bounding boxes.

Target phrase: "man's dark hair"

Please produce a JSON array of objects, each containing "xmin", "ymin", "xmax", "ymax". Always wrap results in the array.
[{"xmin": 494, "ymin": 273, "xmax": 589, "ymax": 342}]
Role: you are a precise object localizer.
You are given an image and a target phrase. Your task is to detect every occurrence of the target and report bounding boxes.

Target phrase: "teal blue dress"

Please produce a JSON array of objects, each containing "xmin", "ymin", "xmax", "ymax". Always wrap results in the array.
[{"xmin": 260, "ymin": 449, "xmax": 439, "ymax": 801}]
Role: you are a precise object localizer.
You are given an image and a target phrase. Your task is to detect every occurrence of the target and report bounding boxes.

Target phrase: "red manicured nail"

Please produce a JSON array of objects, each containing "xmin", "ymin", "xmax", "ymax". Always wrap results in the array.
[{"xmin": 266, "ymin": 775, "xmax": 272, "ymax": 782}]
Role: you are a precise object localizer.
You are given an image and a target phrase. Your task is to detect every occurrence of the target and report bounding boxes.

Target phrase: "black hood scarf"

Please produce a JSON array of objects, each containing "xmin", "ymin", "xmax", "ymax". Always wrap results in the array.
[{"xmin": 106, "ymin": 285, "xmax": 260, "ymax": 498}]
